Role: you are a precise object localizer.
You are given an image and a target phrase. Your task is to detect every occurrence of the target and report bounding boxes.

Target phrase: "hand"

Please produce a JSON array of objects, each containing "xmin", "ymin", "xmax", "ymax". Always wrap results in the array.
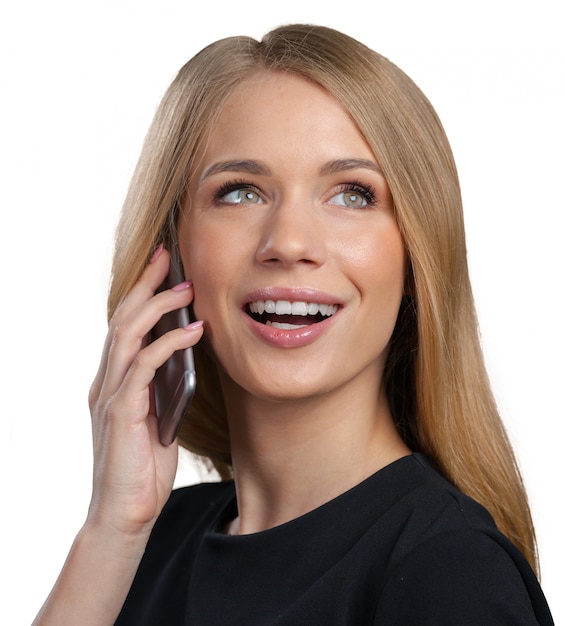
[
  {"xmin": 32, "ymin": 247, "xmax": 204, "ymax": 625},
  {"xmin": 86, "ymin": 246, "xmax": 203, "ymax": 539}
]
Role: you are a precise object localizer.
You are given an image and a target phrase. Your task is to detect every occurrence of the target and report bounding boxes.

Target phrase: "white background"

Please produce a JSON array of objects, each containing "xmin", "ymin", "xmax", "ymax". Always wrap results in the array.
[{"xmin": 1, "ymin": 1, "xmax": 563, "ymax": 624}]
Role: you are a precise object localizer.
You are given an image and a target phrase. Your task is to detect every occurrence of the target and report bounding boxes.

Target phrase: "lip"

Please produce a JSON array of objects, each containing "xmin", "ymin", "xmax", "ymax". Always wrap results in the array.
[{"xmin": 241, "ymin": 286, "xmax": 343, "ymax": 348}]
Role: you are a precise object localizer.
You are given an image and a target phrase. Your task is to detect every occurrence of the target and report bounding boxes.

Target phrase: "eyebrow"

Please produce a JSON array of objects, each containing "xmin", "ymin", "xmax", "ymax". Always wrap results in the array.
[
  {"xmin": 320, "ymin": 158, "xmax": 383, "ymax": 176},
  {"xmin": 199, "ymin": 160, "xmax": 271, "ymax": 184},
  {"xmin": 198, "ymin": 157, "xmax": 383, "ymax": 185}
]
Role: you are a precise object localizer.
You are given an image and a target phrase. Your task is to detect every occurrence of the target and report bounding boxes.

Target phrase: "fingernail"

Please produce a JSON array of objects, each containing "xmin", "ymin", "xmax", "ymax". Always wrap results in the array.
[
  {"xmin": 184, "ymin": 320, "xmax": 203, "ymax": 331},
  {"xmin": 172, "ymin": 280, "xmax": 193, "ymax": 291},
  {"xmin": 149, "ymin": 244, "xmax": 164, "ymax": 263}
]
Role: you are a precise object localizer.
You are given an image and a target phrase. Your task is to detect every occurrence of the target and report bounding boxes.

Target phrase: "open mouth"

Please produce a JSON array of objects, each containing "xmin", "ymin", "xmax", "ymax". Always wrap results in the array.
[{"xmin": 246, "ymin": 299, "xmax": 339, "ymax": 330}]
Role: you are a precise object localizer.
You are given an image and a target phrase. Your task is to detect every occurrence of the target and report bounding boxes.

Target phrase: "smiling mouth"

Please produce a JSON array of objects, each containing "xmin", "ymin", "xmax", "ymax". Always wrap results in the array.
[{"xmin": 246, "ymin": 299, "xmax": 339, "ymax": 330}]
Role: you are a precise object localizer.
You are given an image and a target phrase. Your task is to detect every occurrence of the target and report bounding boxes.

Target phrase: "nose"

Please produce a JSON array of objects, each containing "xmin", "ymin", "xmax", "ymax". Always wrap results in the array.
[{"xmin": 255, "ymin": 197, "xmax": 326, "ymax": 268}]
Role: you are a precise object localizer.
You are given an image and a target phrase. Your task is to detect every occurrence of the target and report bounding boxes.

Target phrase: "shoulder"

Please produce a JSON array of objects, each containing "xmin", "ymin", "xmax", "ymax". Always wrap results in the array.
[
  {"xmin": 370, "ymin": 455, "xmax": 553, "ymax": 624},
  {"xmin": 371, "ymin": 455, "xmax": 508, "ymax": 563},
  {"xmin": 374, "ymin": 528, "xmax": 552, "ymax": 625},
  {"xmin": 115, "ymin": 481, "xmax": 236, "ymax": 624}
]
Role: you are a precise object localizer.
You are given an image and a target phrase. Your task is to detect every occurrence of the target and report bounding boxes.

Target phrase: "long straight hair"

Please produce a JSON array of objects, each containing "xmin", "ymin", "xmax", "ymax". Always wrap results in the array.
[{"xmin": 108, "ymin": 25, "xmax": 538, "ymax": 574}]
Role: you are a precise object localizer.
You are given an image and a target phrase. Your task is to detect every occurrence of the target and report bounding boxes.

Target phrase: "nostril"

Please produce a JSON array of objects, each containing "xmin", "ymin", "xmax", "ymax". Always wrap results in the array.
[
  {"xmin": 258, "ymin": 256, "xmax": 320, "ymax": 267},
  {"xmin": 255, "ymin": 217, "xmax": 325, "ymax": 267}
]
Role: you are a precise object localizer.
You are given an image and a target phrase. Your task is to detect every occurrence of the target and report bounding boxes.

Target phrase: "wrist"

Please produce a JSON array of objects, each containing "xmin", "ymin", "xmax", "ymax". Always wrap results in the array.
[
  {"xmin": 32, "ymin": 519, "xmax": 152, "ymax": 625},
  {"xmin": 79, "ymin": 517, "xmax": 153, "ymax": 562},
  {"xmin": 84, "ymin": 493, "xmax": 161, "ymax": 545}
]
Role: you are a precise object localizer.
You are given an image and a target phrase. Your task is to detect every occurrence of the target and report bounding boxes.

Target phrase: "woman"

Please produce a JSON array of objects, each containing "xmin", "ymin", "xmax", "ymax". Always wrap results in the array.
[{"xmin": 34, "ymin": 24, "xmax": 553, "ymax": 624}]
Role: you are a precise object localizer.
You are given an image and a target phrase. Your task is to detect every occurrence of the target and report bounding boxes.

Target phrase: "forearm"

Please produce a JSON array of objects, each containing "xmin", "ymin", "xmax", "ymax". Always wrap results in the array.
[
  {"xmin": 32, "ymin": 522, "xmax": 150, "ymax": 626},
  {"xmin": 33, "ymin": 251, "xmax": 201, "ymax": 624}
]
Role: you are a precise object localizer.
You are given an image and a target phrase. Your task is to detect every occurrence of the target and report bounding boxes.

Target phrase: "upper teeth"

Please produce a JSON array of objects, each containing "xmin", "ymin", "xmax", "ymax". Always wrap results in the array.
[{"xmin": 248, "ymin": 300, "xmax": 338, "ymax": 316}]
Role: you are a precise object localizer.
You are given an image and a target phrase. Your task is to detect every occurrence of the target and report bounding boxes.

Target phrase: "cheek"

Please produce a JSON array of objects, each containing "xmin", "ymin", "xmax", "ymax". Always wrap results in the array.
[
  {"xmin": 340, "ymin": 225, "xmax": 406, "ymax": 295},
  {"xmin": 353, "ymin": 232, "xmax": 406, "ymax": 353},
  {"xmin": 180, "ymin": 227, "xmax": 240, "ymax": 319},
  {"xmin": 380, "ymin": 235, "xmax": 406, "ymax": 290}
]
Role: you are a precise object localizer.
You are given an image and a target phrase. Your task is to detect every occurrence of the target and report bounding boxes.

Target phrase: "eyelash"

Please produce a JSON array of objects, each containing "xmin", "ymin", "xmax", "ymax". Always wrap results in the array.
[
  {"xmin": 212, "ymin": 179, "xmax": 378, "ymax": 207},
  {"xmin": 335, "ymin": 181, "xmax": 378, "ymax": 207},
  {"xmin": 213, "ymin": 179, "xmax": 260, "ymax": 204}
]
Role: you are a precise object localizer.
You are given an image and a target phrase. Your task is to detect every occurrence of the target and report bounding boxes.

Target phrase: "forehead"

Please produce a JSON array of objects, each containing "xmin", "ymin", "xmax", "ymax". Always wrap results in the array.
[
  {"xmin": 194, "ymin": 70, "xmax": 376, "ymax": 174},
  {"xmin": 222, "ymin": 70, "xmax": 327, "ymax": 111}
]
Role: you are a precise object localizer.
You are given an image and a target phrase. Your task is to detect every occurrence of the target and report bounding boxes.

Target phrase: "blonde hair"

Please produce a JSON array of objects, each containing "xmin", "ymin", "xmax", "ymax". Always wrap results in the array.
[{"xmin": 108, "ymin": 24, "xmax": 538, "ymax": 573}]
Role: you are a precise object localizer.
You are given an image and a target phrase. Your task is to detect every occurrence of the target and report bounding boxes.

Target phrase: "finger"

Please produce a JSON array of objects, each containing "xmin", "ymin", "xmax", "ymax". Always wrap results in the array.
[
  {"xmin": 90, "ymin": 249, "xmax": 171, "ymax": 405},
  {"xmin": 112, "ymin": 247, "xmax": 171, "ymax": 325},
  {"xmin": 102, "ymin": 322, "xmax": 204, "ymax": 430},
  {"xmin": 97, "ymin": 284, "xmax": 197, "ymax": 409}
]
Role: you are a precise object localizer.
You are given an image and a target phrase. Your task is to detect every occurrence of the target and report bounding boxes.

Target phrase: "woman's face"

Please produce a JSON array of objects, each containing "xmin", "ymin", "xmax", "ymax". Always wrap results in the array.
[{"xmin": 179, "ymin": 71, "xmax": 405, "ymax": 404}]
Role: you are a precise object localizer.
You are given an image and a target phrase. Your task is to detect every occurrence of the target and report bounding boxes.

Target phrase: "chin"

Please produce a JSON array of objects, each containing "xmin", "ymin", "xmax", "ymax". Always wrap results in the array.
[{"xmin": 219, "ymin": 362, "xmax": 334, "ymax": 404}]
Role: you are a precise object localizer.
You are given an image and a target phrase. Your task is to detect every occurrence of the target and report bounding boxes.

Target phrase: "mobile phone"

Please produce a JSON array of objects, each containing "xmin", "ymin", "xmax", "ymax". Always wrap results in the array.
[{"xmin": 150, "ymin": 246, "xmax": 196, "ymax": 445}]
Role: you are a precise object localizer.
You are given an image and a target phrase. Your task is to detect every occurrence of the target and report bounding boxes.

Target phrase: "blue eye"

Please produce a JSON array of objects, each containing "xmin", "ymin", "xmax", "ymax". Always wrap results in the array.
[
  {"xmin": 328, "ymin": 183, "xmax": 376, "ymax": 209},
  {"xmin": 219, "ymin": 186, "xmax": 263, "ymax": 205},
  {"xmin": 329, "ymin": 190, "xmax": 368, "ymax": 208}
]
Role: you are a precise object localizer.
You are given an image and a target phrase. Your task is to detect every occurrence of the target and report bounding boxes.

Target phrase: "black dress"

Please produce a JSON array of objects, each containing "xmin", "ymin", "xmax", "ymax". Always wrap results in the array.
[{"xmin": 115, "ymin": 454, "xmax": 553, "ymax": 625}]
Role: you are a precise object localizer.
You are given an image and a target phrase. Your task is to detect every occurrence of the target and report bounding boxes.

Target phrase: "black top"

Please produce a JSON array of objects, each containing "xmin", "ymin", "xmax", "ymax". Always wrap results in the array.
[{"xmin": 115, "ymin": 454, "xmax": 553, "ymax": 625}]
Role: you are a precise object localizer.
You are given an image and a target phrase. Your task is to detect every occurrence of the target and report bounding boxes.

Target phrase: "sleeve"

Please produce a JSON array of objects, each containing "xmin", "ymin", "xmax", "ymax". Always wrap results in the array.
[{"xmin": 372, "ymin": 529, "xmax": 554, "ymax": 625}]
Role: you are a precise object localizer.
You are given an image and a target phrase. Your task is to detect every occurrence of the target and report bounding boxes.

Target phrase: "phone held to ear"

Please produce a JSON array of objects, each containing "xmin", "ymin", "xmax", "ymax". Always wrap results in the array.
[{"xmin": 150, "ymin": 247, "xmax": 196, "ymax": 446}]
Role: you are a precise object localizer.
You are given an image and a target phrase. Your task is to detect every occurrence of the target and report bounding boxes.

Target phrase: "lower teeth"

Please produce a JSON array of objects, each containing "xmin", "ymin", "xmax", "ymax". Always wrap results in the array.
[{"xmin": 266, "ymin": 321, "xmax": 308, "ymax": 330}]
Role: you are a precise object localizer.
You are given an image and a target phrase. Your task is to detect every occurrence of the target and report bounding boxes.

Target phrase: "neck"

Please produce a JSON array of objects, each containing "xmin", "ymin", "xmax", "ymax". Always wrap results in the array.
[{"xmin": 220, "ymin": 369, "xmax": 411, "ymax": 535}]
